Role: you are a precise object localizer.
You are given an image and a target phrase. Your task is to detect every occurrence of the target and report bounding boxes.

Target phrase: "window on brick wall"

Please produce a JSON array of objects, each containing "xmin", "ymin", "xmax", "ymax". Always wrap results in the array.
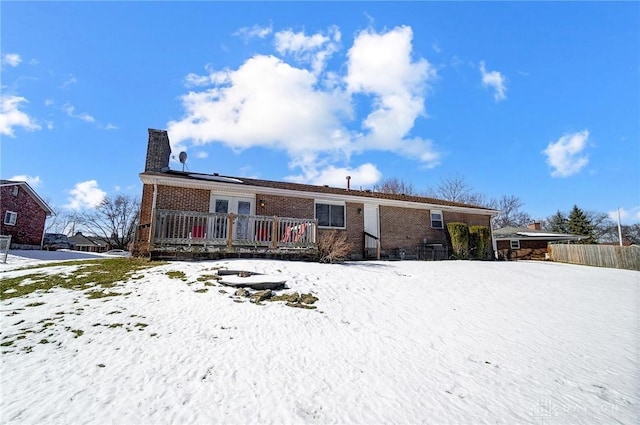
[
  {"xmin": 510, "ymin": 240, "xmax": 520, "ymax": 249},
  {"xmin": 315, "ymin": 202, "xmax": 345, "ymax": 228},
  {"xmin": 12, "ymin": 186, "xmax": 19, "ymax": 196},
  {"xmin": 430, "ymin": 210, "xmax": 443, "ymax": 229},
  {"xmin": 4, "ymin": 211, "xmax": 17, "ymax": 226}
]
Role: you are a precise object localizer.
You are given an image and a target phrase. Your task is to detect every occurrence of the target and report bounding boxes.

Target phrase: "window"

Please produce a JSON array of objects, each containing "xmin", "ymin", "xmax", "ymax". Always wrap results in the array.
[
  {"xmin": 12, "ymin": 186, "xmax": 19, "ymax": 197},
  {"xmin": 430, "ymin": 210, "xmax": 443, "ymax": 229},
  {"xmin": 315, "ymin": 202, "xmax": 345, "ymax": 228},
  {"xmin": 510, "ymin": 240, "xmax": 520, "ymax": 249},
  {"xmin": 4, "ymin": 211, "xmax": 17, "ymax": 226}
]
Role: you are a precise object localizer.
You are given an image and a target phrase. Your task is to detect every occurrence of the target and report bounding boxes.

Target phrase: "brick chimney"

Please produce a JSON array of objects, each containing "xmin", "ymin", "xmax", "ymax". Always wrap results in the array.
[
  {"xmin": 145, "ymin": 128, "xmax": 172, "ymax": 172},
  {"xmin": 528, "ymin": 222, "xmax": 542, "ymax": 231}
]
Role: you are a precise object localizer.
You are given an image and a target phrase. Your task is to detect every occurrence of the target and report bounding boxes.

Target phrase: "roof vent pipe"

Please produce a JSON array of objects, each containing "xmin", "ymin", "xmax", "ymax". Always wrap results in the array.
[{"xmin": 346, "ymin": 175, "xmax": 351, "ymax": 191}]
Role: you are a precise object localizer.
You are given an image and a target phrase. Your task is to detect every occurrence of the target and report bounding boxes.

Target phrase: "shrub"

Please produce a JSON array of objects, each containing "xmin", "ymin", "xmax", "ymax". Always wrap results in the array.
[
  {"xmin": 469, "ymin": 225, "xmax": 491, "ymax": 260},
  {"xmin": 447, "ymin": 222, "xmax": 469, "ymax": 259},
  {"xmin": 316, "ymin": 230, "xmax": 351, "ymax": 263}
]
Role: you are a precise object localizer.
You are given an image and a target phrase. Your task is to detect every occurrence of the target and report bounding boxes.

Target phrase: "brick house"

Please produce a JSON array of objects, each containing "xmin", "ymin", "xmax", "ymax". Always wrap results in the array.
[
  {"xmin": 68, "ymin": 231, "xmax": 109, "ymax": 253},
  {"xmin": 0, "ymin": 180, "xmax": 54, "ymax": 249},
  {"xmin": 492, "ymin": 222, "xmax": 584, "ymax": 260},
  {"xmin": 133, "ymin": 129, "xmax": 499, "ymax": 260}
]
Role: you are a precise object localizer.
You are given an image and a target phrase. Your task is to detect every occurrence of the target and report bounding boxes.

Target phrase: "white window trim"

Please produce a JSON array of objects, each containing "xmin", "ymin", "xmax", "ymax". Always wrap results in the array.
[
  {"xmin": 4, "ymin": 211, "xmax": 17, "ymax": 226},
  {"xmin": 315, "ymin": 200, "xmax": 346, "ymax": 229},
  {"xmin": 510, "ymin": 239, "xmax": 520, "ymax": 249},
  {"xmin": 12, "ymin": 186, "xmax": 19, "ymax": 196},
  {"xmin": 430, "ymin": 210, "xmax": 443, "ymax": 229}
]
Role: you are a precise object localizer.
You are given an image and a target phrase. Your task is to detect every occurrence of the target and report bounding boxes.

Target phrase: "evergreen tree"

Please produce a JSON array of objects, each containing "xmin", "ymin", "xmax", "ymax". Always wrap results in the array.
[
  {"xmin": 567, "ymin": 205, "xmax": 596, "ymax": 243},
  {"xmin": 547, "ymin": 210, "xmax": 569, "ymax": 233}
]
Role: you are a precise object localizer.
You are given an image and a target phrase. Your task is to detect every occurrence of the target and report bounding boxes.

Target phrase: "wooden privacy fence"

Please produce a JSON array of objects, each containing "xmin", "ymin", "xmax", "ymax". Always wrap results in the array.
[{"xmin": 548, "ymin": 243, "xmax": 640, "ymax": 271}]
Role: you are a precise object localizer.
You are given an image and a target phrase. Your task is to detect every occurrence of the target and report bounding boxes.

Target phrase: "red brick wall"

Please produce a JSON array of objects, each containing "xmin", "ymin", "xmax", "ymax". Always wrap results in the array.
[
  {"xmin": 156, "ymin": 185, "xmax": 210, "ymax": 212},
  {"xmin": 379, "ymin": 206, "xmax": 439, "ymax": 251},
  {"xmin": 0, "ymin": 185, "xmax": 48, "ymax": 247},
  {"xmin": 256, "ymin": 194, "xmax": 314, "ymax": 218},
  {"xmin": 443, "ymin": 211, "xmax": 491, "ymax": 227},
  {"xmin": 133, "ymin": 184, "xmax": 154, "ymax": 254}
]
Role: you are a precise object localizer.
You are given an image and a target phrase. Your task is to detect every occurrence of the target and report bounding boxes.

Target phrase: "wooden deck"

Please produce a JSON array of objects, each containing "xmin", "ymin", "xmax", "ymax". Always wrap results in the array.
[{"xmin": 148, "ymin": 209, "xmax": 317, "ymax": 259}]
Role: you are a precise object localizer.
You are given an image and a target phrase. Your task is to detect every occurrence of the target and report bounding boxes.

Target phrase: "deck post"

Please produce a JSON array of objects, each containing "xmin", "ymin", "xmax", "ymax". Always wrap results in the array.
[
  {"xmin": 227, "ymin": 213, "xmax": 235, "ymax": 250},
  {"xmin": 272, "ymin": 216, "xmax": 279, "ymax": 249}
]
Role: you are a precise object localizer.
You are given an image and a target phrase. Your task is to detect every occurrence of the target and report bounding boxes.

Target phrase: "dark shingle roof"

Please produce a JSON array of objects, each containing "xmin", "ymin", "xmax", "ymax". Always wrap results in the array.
[{"xmin": 144, "ymin": 170, "xmax": 498, "ymax": 213}]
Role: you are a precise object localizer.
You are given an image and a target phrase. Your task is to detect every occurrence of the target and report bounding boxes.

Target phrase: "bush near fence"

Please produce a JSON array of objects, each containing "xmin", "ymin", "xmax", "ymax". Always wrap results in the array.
[{"xmin": 548, "ymin": 243, "xmax": 640, "ymax": 271}]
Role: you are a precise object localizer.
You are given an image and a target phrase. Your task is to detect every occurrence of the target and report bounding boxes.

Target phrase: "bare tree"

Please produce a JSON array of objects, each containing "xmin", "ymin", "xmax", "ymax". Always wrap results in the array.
[
  {"xmin": 586, "ymin": 210, "xmax": 615, "ymax": 242},
  {"xmin": 490, "ymin": 195, "xmax": 533, "ymax": 229},
  {"xmin": 44, "ymin": 204, "xmax": 80, "ymax": 236},
  {"xmin": 425, "ymin": 175, "xmax": 488, "ymax": 206},
  {"xmin": 76, "ymin": 195, "xmax": 140, "ymax": 250},
  {"xmin": 373, "ymin": 177, "xmax": 416, "ymax": 195}
]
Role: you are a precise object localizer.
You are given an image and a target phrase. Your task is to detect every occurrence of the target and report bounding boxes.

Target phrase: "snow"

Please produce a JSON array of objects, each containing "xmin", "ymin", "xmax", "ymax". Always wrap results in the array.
[{"xmin": 1, "ymin": 254, "xmax": 638, "ymax": 424}]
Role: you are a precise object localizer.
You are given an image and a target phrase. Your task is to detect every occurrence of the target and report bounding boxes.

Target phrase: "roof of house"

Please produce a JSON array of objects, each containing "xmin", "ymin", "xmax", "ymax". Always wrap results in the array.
[
  {"xmin": 0, "ymin": 180, "xmax": 54, "ymax": 215},
  {"xmin": 68, "ymin": 232, "xmax": 108, "ymax": 247},
  {"xmin": 493, "ymin": 226, "xmax": 583, "ymax": 241},
  {"xmin": 141, "ymin": 170, "xmax": 500, "ymax": 215}
]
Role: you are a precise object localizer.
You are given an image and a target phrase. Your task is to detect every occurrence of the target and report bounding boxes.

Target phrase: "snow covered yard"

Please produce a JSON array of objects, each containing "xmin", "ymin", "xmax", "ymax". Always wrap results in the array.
[{"xmin": 1, "ymin": 257, "xmax": 638, "ymax": 425}]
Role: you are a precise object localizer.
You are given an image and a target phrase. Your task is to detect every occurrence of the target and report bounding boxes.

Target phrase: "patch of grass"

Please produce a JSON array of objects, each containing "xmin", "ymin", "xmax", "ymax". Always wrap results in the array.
[
  {"xmin": 107, "ymin": 323, "xmax": 123, "ymax": 329},
  {"xmin": 71, "ymin": 329, "xmax": 84, "ymax": 338},
  {"xmin": 194, "ymin": 288, "xmax": 208, "ymax": 293},
  {"xmin": 165, "ymin": 270, "xmax": 187, "ymax": 280},
  {"xmin": 39, "ymin": 339, "xmax": 50, "ymax": 344},
  {"xmin": 134, "ymin": 323, "xmax": 148, "ymax": 329},
  {"xmin": 0, "ymin": 340, "xmax": 13, "ymax": 347},
  {"xmin": 0, "ymin": 258, "xmax": 164, "ymax": 301},
  {"xmin": 86, "ymin": 290, "xmax": 131, "ymax": 299},
  {"xmin": 25, "ymin": 302, "xmax": 45, "ymax": 307}
]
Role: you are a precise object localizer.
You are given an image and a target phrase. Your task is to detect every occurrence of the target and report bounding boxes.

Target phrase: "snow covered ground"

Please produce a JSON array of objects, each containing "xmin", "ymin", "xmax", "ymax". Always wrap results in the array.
[{"xmin": 1, "ymin": 254, "xmax": 638, "ymax": 424}]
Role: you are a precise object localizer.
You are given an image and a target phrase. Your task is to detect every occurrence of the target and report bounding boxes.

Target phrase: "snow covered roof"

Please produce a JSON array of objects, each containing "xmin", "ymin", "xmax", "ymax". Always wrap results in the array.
[
  {"xmin": 493, "ymin": 226, "xmax": 583, "ymax": 241},
  {"xmin": 140, "ymin": 170, "xmax": 500, "ymax": 216}
]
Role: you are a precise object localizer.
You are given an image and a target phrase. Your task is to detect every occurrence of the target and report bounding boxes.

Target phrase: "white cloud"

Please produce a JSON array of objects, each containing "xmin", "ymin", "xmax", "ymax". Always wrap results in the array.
[
  {"xmin": 9, "ymin": 175, "xmax": 42, "ymax": 188},
  {"xmin": 195, "ymin": 151, "xmax": 209, "ymax": 159},
  {"xmin": 345, "ymin": 26, "xmax": 438, "ymax": 165},
  {"xmin": 0, "ymin": 95, "xmax": 41, "ymax": 137},
  {"xmin": 65, "ymin": 180, "xmax": 106, "ymax": 210},
  {"xmin": 2, "ymin": 53, "xmax": 22, "ymax": 67},
  {"xmin": 61, "ymin": 75, "xmax": 77, "ymax": 89},
  {"xmin": 479, "ymin": 61, "xmax": 507, "ymax": 101},
  {"xmin": 608, "ymin": 206, "xmax": 640, "ymax": 225},
  {"xmin": 104, "ymin": 123, "xmax": 118, "ymax": 130},
  {"xmin": 286, "ymin": 163, "xmax": 382, "ymax": 188},
  {"xmin": 234, "ymin": 24, "xmax": 273, "ymax": 41},
  {"xmin": 542, "ymin": 130, "xmax": 590, "ymax": 177},
  {"xmin": 274, "ymin": 26, "xmax": 341, "ymax": 74},
  {"xmin": 168, "ymin": 25, "xmax": 439, "ymax": 184},
  {"xmin": 64, "ymin": 104, "xmax": 95, "ymax": 123},
  {"xmin": 44, "ymin": 99, "xmax": 55, "ymax": 106}
]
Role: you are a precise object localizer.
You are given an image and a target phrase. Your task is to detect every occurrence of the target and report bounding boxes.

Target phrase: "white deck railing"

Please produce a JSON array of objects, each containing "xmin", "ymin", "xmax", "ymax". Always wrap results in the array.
[{"xmin": 153, "ymin": 209, "xmax": 316, "ymax": 249}]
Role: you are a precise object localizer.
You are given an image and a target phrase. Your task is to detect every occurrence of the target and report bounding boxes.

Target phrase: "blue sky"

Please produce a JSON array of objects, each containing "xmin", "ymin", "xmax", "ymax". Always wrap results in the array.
[{"xmin": 2, "ymin": 2, "xmax": 639, "ymax": 224}]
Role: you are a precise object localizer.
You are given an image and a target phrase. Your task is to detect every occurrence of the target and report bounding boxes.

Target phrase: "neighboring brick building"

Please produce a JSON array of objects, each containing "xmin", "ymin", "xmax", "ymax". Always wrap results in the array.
[
  {"xmin": 0, "ymin": 180, "xmax": 54, "ymax": 249},
  {"xmin": 133, "ymin": 128, "xmax": 499, "ymax": 259},
  {"xmin": 492, "ymin": 223, "xmax": 584, "ymax": 260}
]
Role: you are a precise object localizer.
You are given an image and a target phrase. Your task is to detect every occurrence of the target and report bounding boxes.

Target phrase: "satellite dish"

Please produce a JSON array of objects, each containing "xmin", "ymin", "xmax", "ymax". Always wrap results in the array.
[{"xmin": 178, "ymin": 151, "xmax": 188, "ymax": 171}]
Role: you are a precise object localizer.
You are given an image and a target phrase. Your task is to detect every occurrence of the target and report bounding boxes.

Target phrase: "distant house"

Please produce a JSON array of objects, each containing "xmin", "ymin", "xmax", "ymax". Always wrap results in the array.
[
  {"xmin": 492, "ymin": 222, "xmax": 583, "ymax": 260},
  {"xmin": 68, "ymin": 232, "xmax": 109, "ymax": 253},
  {"xmin": 0, "ymin": 180, "xmax": 54, "ymax": 249},
  {"xmin": 133, "ymin": 129, "xmax": 499, "ymax": 260}
]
